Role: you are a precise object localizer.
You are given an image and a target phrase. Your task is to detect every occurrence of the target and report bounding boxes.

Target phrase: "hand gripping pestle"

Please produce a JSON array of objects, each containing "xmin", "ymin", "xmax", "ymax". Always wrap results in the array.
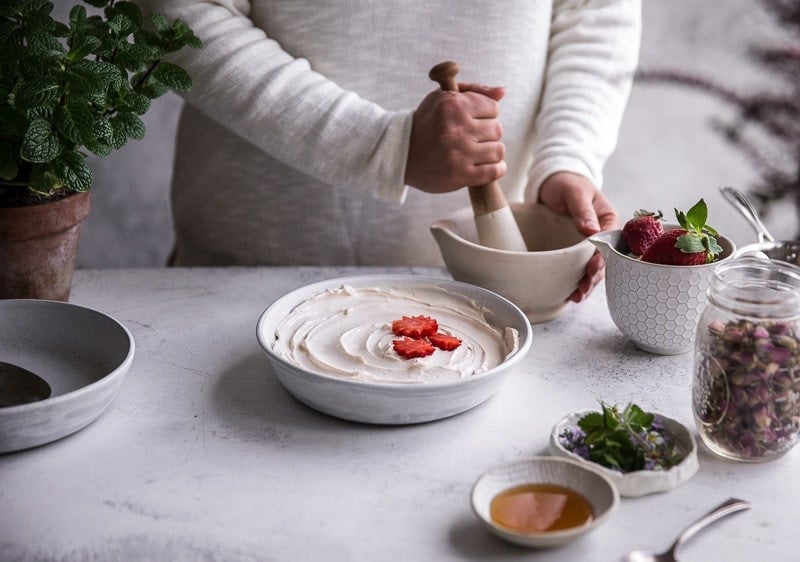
[{"xmin": 428, "ymin": 61, "xmax": 528, "ymax": 252}]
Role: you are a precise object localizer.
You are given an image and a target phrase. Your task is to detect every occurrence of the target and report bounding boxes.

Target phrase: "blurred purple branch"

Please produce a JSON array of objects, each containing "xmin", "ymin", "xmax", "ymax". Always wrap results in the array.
[{"xmin": 633, "ymin": 0, "xmax": 800, "ymax": 236}]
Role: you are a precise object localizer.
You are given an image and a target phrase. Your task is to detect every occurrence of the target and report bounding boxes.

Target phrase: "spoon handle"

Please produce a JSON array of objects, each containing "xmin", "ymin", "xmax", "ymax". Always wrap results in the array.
[
  {"xmin": 667, "ymin": 498, "xmax": 751, "ymax": 558},
  {"xmin": 719, "ymin": 186, "xmax": 775, "ymax": 244}
]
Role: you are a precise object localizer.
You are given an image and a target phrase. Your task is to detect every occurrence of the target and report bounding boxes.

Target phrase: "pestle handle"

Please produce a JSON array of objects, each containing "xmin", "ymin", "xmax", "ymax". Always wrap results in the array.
[
  {"xmin": 428, "ymin": 61, "xmax": 527, "ymax": 250},
  {"xmin": 428, "ymin": 60, "xmax": 460, "ymax": 92},
  {"xmin": 430, "ymin": 61, "xmax": 506, "ymax": 215}
]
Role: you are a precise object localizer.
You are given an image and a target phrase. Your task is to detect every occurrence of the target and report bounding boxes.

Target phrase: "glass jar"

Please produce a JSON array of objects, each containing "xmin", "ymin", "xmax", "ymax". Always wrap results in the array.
[{"xmin": 693, "ymin": 257, "xmax": 800, "ymax": 462}]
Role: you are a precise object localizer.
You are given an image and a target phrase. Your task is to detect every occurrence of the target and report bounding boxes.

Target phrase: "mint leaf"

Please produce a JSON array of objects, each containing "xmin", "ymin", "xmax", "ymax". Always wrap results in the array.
[
  {"xmin": 152, "ymin": 62, "xmax": 192, "ymax": 92},
  {"xmin": 12, "ymin": 76, "xmax": 60, "ymax": 109},
  {"xmin": 21, "ymin": 117, "xmax": 61, "ymax": 163},
  {"xmin": 54, "ymin": 151, "xmax": 92, "ymax": 192},
  {"xmin": 577, "ymin": 411, "xmax": 603, "ymax": 434},
  {"xmin": 569, "ymin": 402, "xmax": 683, "ymax": 473},
  {"xmin": 112, "ymin": 112, "xmax": 145, "ymax": 140},
  {"xmin": 149, "ymin": 12, "xmax": 170, "ymax": 33},
  {"xmin": 2, "ymin": 0, "xmax": 200, "ymax": 198}
]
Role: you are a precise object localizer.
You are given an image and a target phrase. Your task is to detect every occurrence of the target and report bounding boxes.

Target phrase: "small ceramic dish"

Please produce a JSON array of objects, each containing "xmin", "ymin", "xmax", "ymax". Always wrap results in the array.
[
  {"xmin": 549, "ymin": 410, "xmax": 699, "ymax": 497},
  {"xmin": 0, "ymin": 299, "xmax": 135, "ymax": 453},
  {"xmin": 471, "ymin": 456, "xmax": 619, "ymax": 549}
]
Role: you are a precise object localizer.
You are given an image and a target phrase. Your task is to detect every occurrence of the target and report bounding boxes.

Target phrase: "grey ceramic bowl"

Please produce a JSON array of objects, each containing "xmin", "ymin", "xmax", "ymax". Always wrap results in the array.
[
  {"xmin": 256, "ymin": 275, "xmax": 532, "ymax": 425},
  {"xmin": 0, "ymin": 300, "xmax": 134, "ymax": 453}
]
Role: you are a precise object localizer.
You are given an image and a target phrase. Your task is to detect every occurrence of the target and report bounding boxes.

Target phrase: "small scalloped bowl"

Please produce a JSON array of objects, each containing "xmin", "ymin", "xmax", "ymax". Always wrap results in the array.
[
  {"xmin": 471, "ymin": 456, "xmax": 619, "ymax": 548},
  {"xmin": 549, "ymin": 410, "xmax": 699, "ymax": 497}
]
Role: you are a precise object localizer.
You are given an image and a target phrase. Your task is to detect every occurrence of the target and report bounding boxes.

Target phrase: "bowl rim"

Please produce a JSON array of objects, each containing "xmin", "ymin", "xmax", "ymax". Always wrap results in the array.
[
  {"xmin": 255, "ymin": 274, "xmax": 532, "ymax": 390},
  {"xmin": 0, "ymin": 298, "xmax": 135, "ymax": 414},
  {"xmin": 430, "ymin": 204, "xmax": 594, "ymax": 256},
  {"xmin": 470, "ymin": 455, "xmax": 620, "ymax": 541}
]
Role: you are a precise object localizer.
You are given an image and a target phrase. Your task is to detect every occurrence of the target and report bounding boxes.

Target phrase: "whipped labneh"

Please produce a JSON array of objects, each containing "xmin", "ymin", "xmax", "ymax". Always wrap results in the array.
[{"xmin": 271, "ymin": 285, "xmax": 519, "ymax": 383}]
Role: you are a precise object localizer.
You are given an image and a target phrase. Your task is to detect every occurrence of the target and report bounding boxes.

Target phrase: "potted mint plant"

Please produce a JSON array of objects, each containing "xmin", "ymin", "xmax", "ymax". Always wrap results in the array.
[{"xmin": 0, "ymin": 0, "xmax": 200, "ymax": 300}]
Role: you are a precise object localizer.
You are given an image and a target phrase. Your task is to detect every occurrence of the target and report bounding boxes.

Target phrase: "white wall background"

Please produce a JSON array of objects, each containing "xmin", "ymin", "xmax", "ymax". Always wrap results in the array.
[{"xmin": 56, "ymin": 0, "xmax": 794, "ymax": 268}]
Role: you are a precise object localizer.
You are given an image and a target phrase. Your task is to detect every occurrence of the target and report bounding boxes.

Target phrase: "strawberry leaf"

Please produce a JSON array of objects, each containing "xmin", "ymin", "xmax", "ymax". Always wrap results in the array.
[
  {"xmin": 685, "ymin": 199, "xmax": 708, "ymax": 230},
  {"xmin": 675, "ymin": 233, "xmax": 705, "ymax": 254},
  {"xmin": 703, "ymin": 236, "xmax": 724, "ymax": 257}
]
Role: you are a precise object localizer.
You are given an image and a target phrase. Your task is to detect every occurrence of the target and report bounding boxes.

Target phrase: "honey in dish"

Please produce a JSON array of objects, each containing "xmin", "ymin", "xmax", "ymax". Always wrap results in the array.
[{"xmin": 490, "ymin": 483, "xmax": 594, "ymax": 533}]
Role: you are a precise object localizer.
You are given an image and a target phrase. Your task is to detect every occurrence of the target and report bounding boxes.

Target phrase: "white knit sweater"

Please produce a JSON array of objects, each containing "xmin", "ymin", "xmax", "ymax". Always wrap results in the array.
[{"xmin": 137, "ymin": 0, "xmax": 641, "ymax": 266}]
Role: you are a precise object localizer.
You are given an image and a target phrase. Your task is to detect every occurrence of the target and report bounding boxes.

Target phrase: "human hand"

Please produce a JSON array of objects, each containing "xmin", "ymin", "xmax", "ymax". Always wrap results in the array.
[
  {"xmin": 405, "ymin": 83, "xmax": 506, "ymax": 194},
  {"xmin": 537, "ymin": 172, "xmax": 620, "ymax": 303}
]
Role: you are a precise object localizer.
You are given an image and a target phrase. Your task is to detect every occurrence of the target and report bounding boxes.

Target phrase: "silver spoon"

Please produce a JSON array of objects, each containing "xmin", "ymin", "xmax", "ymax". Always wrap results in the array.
[
  {"xmin": 621, "ymin": 498, "xmax": 751, "ymax": 562},
  {"xmin": 719, "ymin": 186, "xmax": 775, "ymax": 244},
  {"xmin": 0, "ymin": 361, "xmax": 52, "ymax": 407}
]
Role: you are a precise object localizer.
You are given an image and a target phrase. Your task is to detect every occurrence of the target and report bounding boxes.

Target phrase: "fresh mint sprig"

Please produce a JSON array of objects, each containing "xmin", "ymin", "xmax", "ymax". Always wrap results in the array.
[
  {"xmin": 559, "ymin": 402, "xmax": 687, "ymax": 473},
  {"xmin": 0, "ymin": 0, "xmax": 202, "ymax": 199}
]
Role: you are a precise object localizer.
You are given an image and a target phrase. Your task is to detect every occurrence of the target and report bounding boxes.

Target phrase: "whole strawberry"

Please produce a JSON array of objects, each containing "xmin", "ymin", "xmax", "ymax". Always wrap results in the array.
[
  {"xmin": 622, "ymin": 210, "xmax": 663, "ymax": 256},
  {"xmin": 641, "ymin": 199, "xmax": 723, "ymax": 265}
]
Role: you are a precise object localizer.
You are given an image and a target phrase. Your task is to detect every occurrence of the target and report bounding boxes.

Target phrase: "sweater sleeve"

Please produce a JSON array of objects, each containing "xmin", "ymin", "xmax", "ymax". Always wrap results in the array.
[
  {"xmin": 525, "ymin": 0, "xmax": 641, "ymax": 202},
  {"xmin": 135, "ymin": 0, "xmax": 412, "ymax": 203}
]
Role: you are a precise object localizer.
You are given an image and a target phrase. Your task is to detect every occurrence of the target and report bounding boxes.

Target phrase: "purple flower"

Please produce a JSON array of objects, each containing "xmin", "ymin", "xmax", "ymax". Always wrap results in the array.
[{"xmin": 753, "ymin": 326, "xmax": 770, "ymax": 339}]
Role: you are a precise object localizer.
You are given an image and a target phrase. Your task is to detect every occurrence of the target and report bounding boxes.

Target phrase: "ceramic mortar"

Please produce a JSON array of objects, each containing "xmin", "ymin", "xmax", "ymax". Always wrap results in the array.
[{"xmin": 430, "ymin": 202, "xmax": 595, "ymax": 323}]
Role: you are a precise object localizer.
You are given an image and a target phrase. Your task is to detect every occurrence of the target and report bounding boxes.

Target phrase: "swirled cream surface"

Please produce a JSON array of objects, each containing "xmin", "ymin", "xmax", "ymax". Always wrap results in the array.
[{"xmin": 271, "ymin": 285, "xmax": 519, "ymax": 383}]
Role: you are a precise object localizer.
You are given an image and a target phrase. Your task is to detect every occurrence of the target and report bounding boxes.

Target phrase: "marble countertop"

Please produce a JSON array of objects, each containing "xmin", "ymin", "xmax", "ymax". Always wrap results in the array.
[{"xmin": 1, "ymin": 266, "xmax": 795, "ymax": 561}]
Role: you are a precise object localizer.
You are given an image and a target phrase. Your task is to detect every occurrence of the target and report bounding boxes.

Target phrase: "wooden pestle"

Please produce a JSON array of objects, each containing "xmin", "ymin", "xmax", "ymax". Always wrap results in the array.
[{"xmin": 428, "ymin": 61, "xmax": 528, "ymax": 252}]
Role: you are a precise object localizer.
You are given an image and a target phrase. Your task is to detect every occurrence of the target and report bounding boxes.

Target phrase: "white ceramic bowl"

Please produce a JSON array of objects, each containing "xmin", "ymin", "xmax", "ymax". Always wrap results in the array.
[
  {"xmin": 549, "ymin": 410, "xmax": 699, "ymax": 497},
  {"xmin": 471, "ymin": 456, "xmax": 619, "ymax": 548},
  {"xmin": 0, "ymin": 300, "xmax": 135, "ymax": 453},
  {"xmin": 256, "ymin": 275, "xmax": 532, "ymax": 425},
  {"xmin": 430, "ymin": 203, "xmax": 595, "ymax": 324},
  {"xmin": 590, "ymin": 226, "xmax": 736, "ymax": 354}
]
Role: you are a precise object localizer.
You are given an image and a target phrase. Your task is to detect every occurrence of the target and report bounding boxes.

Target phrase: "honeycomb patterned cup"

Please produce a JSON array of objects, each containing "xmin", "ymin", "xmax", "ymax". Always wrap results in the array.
[{"xmin": 590, "ymin": 226, "xmax": 736, "ymax": 355}]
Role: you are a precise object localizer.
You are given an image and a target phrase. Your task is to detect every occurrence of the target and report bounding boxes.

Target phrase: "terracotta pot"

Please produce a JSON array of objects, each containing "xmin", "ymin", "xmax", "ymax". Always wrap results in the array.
[{"xmin": 0, "ymin": 191, "xmax": 91, "ymax": 301}]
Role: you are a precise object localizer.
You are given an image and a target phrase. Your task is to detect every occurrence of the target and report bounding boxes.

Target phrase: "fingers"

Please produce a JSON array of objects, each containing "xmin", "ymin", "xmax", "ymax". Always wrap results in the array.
[
  {"xmin": 472, "ymin": 140, "xmax": 505, "ymax": 165},
  {"xmin": 567, "ymin": 252, "xmax": 605, "ymax": 303},
  {"xmin": 563, "ymin": 190, "xmax": 601, "ymax": 235},
  {"xmin": 594, "ymin": 191, "xmax": 620, "ymax": 232},
  {"xmin": 458, "ymin": 82, "xmax": 505, "ymax": 102},
  {"xmin": 405, "ymin": 87, "xmax": 507, "ymax": 194},
  {"xmin": 537, "ymin": 173, "xmax": 615, "ymax": 304},
  {"xmin": 539, "ymin": 172, "xmax": 620, "ymax": 236},
  {"xmin": 471, "ymin": 160, "xmax": 508, "ymax": 186},
  {"xmin": 472, "ymin": 119, "xmax": 503, "ymax": 143}
]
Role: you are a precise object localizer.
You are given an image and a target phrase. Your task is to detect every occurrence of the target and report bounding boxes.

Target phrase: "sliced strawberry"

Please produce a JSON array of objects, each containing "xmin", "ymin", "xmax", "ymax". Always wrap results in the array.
[
  {"xmin": 393, "ymin": 337, "xmax": 436, "ymax": 359},
  {"xmin": 428, "ymin": 332, "xmax": 462, "ymax": 351},
  {"xmin": 391, "ymin": 315, "xmax": 438, "ymax": 339}
]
